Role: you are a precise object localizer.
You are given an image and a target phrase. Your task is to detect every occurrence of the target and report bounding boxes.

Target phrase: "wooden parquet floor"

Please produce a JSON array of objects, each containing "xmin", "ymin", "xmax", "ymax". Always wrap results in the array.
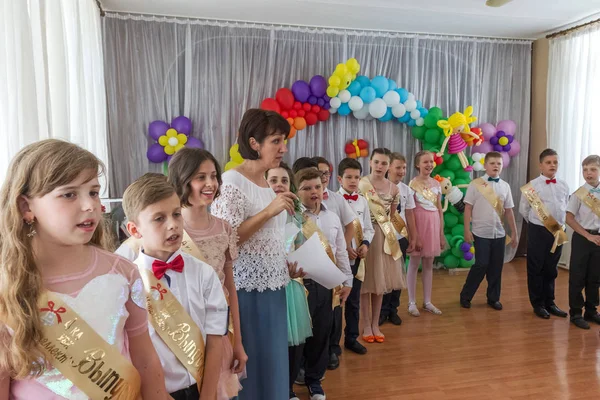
[{"xmin": 295, "ymin": 257, "xmax": 600, "ymax": 400}]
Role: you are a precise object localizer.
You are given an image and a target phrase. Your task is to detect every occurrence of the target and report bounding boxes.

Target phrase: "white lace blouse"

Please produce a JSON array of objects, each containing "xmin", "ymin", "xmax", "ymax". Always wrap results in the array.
[{"xmin": 211, "ymin": 170, "xmax": 289, "ymax": 292}]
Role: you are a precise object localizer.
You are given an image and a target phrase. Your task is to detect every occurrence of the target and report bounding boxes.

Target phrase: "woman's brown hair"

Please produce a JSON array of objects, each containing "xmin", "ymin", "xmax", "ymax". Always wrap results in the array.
[{"xmin": 237, "ymin": 109, "xmax": 290, "ymax": 160}]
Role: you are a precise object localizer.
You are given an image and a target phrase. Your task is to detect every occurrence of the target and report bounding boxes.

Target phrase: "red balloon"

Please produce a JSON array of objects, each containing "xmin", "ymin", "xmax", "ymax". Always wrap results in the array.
[
  {"xmin": 298, "ymin": 110, "xmax": 306, "ymax": 117},
  {"xmin": 302, "ymin": 103, "xmax": 312, "ymax": 112},
  {"xmin": 281, "ymin": 111, "xmax": 289, "ymax": 119},
  {"xmin": 289, "ymin": 110, "xmax": 298, "ymax": 118},
  {"xmin": 276, "ymin": 88, "xmax": 295, "ymax": 110},
  {"xmin": 311, "ymin": 105, "xmax": 321, "ymax": 114},
  {"xmin": 317, "ymin": 109, "xmax": 330, "ymax": 122},
  {"xmin": 305, "ymin": 112, "xmax": 318, "ymax": 126},
  {"xmin": 260, "ymin": 98, "xmax": 281, "ymax": 114},
  {"xmin": 293, "ymin": 101, "xmax": 302, "ymax": 110}
]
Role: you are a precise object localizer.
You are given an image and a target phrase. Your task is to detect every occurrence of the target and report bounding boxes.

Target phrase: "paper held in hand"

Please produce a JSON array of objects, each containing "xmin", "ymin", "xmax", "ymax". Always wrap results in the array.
[{"xmin": 287, "ymin": 234, "xmax": 346, "ymax": 289}]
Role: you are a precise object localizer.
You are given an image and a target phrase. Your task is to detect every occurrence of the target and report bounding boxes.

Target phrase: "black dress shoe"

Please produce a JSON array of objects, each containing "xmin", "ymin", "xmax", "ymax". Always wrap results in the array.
[
  {"xmin": 327, "ymin": 352, "xmax": 339, "ymax": 370},
  {"xmin": 389, "ymin": 312, "xmax": 403, "ymax": 325},
  {"xmin": 378, "ymin": 313, "xmax": 388, "ymax": 326},
  {"xmin": 547, "ymin": 304, "xmax": 568, "ymax": 318},
  {"xmin": 460, "ymin": 298, "xmax": 471, "ymax": 309},
  {"xmin": 534, "ymin": 306, "xmax": 550, "ymax": 319},
  {"xmin": 487, "ymin": 300, "xmax": 503, "ymax": 310},
  {"xmin": 571, "ymin": 316, "xmax": 590, "ymax": 330},
  {"xmin": 344, "ymin": 340, "xmax": 367, "ymax": 355},
  {"xmin": 584, "ymin": 312, "xmax": 600, "ymax": 325}
]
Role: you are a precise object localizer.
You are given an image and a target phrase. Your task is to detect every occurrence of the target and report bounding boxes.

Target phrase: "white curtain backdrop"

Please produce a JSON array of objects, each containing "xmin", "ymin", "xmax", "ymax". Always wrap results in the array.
[
  {"xmin": 102, "ymin": 13, "xmax": 532, "ymax": 261},
  {"xmin": 0, "ymin": 0, "xmax": 108, "ymax": 191},
  {"xmin": 547, "ymin": 24, "xmax": 600, "ymax": 187}
]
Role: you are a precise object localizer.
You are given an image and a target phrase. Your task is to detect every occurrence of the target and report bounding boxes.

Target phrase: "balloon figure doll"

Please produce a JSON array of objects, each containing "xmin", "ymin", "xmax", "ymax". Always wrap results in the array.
[{"xmin": 436, "ymin": 106, "xmax": 480, "ymax": 171}]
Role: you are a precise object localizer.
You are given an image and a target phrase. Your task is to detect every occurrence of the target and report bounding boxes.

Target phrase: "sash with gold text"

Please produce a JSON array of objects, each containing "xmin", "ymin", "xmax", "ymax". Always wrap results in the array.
[
  {"xmin": 472, "ymin": 178, "xmax": 512, "ymax": 245},
  {"xmin": 38, "ymin": 291, "xmax": 141, "ymax": 400},
  {"xmin": 352, "ymin": 218, "xmax": 366, "ymax": 282},
  {"xmin": 520, "ymin": 183, "xmax": 568, "ymax": 253},
  {"xmin": 574, "ymin": 186, "xmax": 600, "ymax": 219},
  {"xmin": 359, "ymin": 177, "xmax": 402, "ymax": 261},
  {"xmin": 409, "ymin": 179, "xmax": 439, "ymax": 206},
  {"xmin": 135, "ymin": 262, "xmax": 206, "ymax": 391}
]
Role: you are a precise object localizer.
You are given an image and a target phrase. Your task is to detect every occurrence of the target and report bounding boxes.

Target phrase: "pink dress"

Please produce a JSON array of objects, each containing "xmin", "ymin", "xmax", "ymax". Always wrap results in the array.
[
  {"xmin": 185, "ymin": 216, "xmax": 242, "ymax": 400},
  {"xmin": 8, "ymin": 247, "xmax": 148, "ymax": 400},
  {"xmin": 448, "ymin": 133, "xmax": 468, "ymax": 154},
  {"xmin": 410, "ymin": 178, "xmax": 443, "ymax": 258}
]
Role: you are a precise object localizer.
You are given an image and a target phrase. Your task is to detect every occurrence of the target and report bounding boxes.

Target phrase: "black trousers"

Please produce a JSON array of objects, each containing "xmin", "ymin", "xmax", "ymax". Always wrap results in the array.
[
  {"xmin": 568, "ymin": 231, "xmax": 600, "ymax": 317},
  {"xmin": 381, "ymin": 238, "xmax": 409, "ymax": 316},
  {"xmin": 329, "ymin": 305, "xmax": 343, "ymax": 356},
  {"xmin": 170, "ymin": 384, "xmax": 199, "ymax": 400},
  {"xmin": 342, "ymin": 258, "xmax": 362, "ymax": 345},
  {"xmin": 288, "ymin": 344, "xmax": 304, "ymax": 396},
  {"xmin": 527, "ymin": 222, "xmax": 563, "ymax": 309},
  {"xmin": 460, "ymin": 235, "xmax": 506, "ymax": 302},
  {"xmin": 289, "ymin": 279, "xmax": 332, "ymax": 395}
]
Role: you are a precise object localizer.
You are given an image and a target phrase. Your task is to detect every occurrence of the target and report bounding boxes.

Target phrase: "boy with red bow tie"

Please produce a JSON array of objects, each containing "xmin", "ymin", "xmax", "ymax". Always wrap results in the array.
[
  {"xmin": 519, "ymin": 149, "xmax": 570, "ymax": 320},
  {"xmin": 123, "ymin": 173, "xmax": 228, "ymax": 400},
  {"xmin": 337, "ymin": 158, "xmax": 375, "ymax": 356}
]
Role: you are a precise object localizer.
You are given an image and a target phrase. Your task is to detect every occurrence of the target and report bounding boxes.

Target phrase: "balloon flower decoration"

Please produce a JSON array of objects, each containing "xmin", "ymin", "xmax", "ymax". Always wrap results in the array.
[
  {"xmin": 472, "ymin": 120, "xmax": 521, "ymax": 168},
  {"xmin": 344, "ymin": 139, "xmax": 369, "ymax": 159},
  {"xmin": 436, "ymin": 106, "xmax": 480, "ymax": 171},
  {"xmin": 147, "ymin": 116, "xmax": 203, "ymax": 173}
]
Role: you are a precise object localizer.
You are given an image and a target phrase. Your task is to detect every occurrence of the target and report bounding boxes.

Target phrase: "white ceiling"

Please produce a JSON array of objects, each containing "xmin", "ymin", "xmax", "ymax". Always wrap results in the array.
[{"xmin": 100, "ymin": 0, "xmax": 600, "ymax": 39}]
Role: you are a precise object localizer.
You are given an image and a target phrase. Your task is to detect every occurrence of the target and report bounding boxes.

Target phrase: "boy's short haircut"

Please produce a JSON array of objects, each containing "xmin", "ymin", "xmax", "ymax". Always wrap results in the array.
[
  {"xmin": 312, "ymin": 156, "xmax": 330, "ymax": 167},
  {"xmin": 292, "ymin": 157, "xmax": 318, "ymax": 174},
  {"xmin": 582, "ymin": 155, "xmax": 600, "ymax": 167},
  {"xmin": 123, "ymin": 173, "xmax": 177, "ymax": 223},
  {"xmin": 338, "ymin": 158, "xmax": 362, "ymax": 177},
  {"xmin": 295, "ymin": 168, "xmax": 323, "ymax": 186},
  {"xmin": 484, "ymin": 151, "xmax": 503, "ymax": 163},
  {"xmin": 390, "ymin": 152, "xmax": 406, "ymax": 164},
  {"xmin": 539, "ymin": 148, "xmax": 558, "ymax": 163}
]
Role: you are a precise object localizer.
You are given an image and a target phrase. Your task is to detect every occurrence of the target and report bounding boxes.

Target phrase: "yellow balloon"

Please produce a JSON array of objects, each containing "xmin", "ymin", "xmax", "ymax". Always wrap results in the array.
[
  {"xmin": 224, "ymin": 161, "xmax": 239, "ymax": 171},
  {"xmin": 339, "ymin": 73, "xmax": 353, "ymax": 90},
  {"xmin": 328, "ymin": 76, "xmax": 341, "ymax": 87},
  {"xmin": 177, "ymin": 133, "xmax": 188, "ymax": 144},
  {"xmin": 326, "ymin": 86, "xmax": 339, "ymax": 98},
  {"xmin": 479, "ymin": 158, "xmax": 485, "ymax": 165},
  {"xmin": 158, "ymin": 136, "xmax": 169, "ymax": 146},
  {"xmin": 164, "ymin": 146, "xmax": 175, "ymax": 155},
  {"xmin": 470, "ymin": 247, "xmax": 475, "ymax": 254},
  {"xmin": 166, "ymin": 128, "xmax": 177, "ymax": 137},
  {"xmin": 229, "ymin": 144, "xmax": 239, "ymax": 158},
  {"xmin": 175, "ymin": 143, "xmax": 185, "ymax": 152},
  {"xmin": 346, "ymin": 58, "xmax": 360, "ymax": 74},
  {"xmin": 498, "ymin": 137, "xmax": 509, "ymax": 146},
  {"xmin": 335, "ymin": 63, "xmax": 348, "ymax": 75}
]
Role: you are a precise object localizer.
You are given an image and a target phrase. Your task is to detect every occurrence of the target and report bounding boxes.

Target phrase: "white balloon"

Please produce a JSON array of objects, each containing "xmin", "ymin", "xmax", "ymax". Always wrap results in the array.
[
  {"xmin": 416, "ymin": 117, "xmax": 425, "ymax": 127},
  {"xmin": 330, "ymin": 97, "xmax": 342, "ymax": 109},
  {"xmin": 391, "ymin": 103, "xmax": 406, "ymax": 118},
  {"xmin": 338, "ymin": 90, "xmax": 351, "ymax": 103},
  {"xmin": 407, "ymin": 93, "xmax": 416, "ymax": 102},
  {"xmin": 473, "ymin": 163, "xmax": 484, "ymax": 172},
  {"xmin": 353, "ymin": 104, "xmax": 370, "ymax": 119},
  {"xmin": 404, "ymin": 99, "xmax": 417, "ymax": 112},
  {"xmin": 382, "ymin": 90, "xmax": 400, "ymax": 106},
  {"xmin": 472, "ymin": 153, "xmax": 483, "ymax": 162},
  {"xmin": 365, "ymin": 114, "xmax": 374, "ymax": 121},
  {"xmin": 368, "ymin": 99, "xmax": 387, "ymax": 119},
  {"xmin": 348, "ymin": 96, "xmax": 364, "ymax": 112},
  {"xmin": 410, "ymin": 110, "xmax": 421, "ymax": 119},
  {"xmin": 329, "ymin": 107, "xmax": 338, "ymax": 114}
]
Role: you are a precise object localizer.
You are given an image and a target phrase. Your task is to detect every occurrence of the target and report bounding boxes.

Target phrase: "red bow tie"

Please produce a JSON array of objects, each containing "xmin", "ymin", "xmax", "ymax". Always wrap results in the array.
[
  {"xmin": 343, "ymin": 194, "xmax": 359, "ymax": 201},
  {"xmin": 152, "ymin": 255, "xmax": 184, "ymax": 280},
  {"xmin": 323, "ymin": 191, "xmax": 329, "ymax": 200},
  {"xmin": 546, "ymin": 178, "xmax": 557, "ymax": 184}
]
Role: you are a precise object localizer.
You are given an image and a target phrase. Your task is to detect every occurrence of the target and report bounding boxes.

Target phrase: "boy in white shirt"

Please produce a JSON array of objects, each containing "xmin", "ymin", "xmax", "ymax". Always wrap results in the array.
[
  {"xmin": 122, "ymin": 173, "xmax": 228, "ymax": 400},
  {"xmin": 460, "ymin": 152, "xmax": 518, "ymax": 310},
  {"xmin": 337, "ymin": 158, "xmax": 375, "ymax": 355},
  {"xmin": 293, "ymin": 168, "xmax": 352, "ymax": 400},
  {"xmin": 519, "ymin": 149, "xmax": 570, "ymax": 319},
  {"xmin": 565, "ymin": 155, "xmax": 600, "ymax": 329},
  {"xmin": 380, "ymin": 152, "xmax": 416, "ymax": 325}
]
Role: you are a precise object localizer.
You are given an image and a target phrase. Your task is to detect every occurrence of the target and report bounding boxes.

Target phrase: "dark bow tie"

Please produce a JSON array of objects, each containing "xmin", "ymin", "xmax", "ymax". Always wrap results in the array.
[
  {"xmin": 487, "ymin": 177, "xmax": 499, "ymax": 183},
  {"xmin": 546, "ymin": 178, "xmax": 557, "ymax": 184},
  {"xmin": 152, "ymin": 254, "xmax": 184, "ymax": 280},
  {"xmin": 343, "ymin": 193, "xmax": 359, "ymax": 201}
]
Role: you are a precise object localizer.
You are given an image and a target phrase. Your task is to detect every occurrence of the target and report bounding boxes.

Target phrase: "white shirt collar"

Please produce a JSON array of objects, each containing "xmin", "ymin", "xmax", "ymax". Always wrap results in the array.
[
  {"xmin": 136, "ymin": 248, "xmax": 183, "ymax": 270},
  {"xmin": 338, "ymin": 187, "xmax": 358, "ymax": 196}
]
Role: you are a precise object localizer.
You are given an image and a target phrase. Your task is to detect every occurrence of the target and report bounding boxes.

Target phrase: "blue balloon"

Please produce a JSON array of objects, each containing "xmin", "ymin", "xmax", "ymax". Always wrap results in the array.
[
  {"xmin": 407, "ymin": 119, "xmax": 416, "ymax": 127},
  {"xmin": 359, "ymin": 87, "xmax": 377, "ymax": 104},
  {"xmin": 399, "ymin": 113, "xmax": 411, "ymax": 123},
  {"xmin": 370, "ymin": 76, "xmax": 389, "ymax": 98},
  {"xmin": 347, "ymin": 81, "xmax": 362, "ymax": 96},
  {"xmin": 419, "ymin": 107, "xmax": 429, "ymax": 117},
  {"xmin": 379, "ymin": 108, "xmax": 393, "ymax": 122},
  {"xmin": 395, "ymin": 88, "xmax": 409, "ymax": 103},
  {"xmin": 387, "ymin": 79, "xmax": 398, "ymax": 91},
  {"xmin": 355, "ymin": 75, "xmax": 371, "ymax": 88},
  {"xmin": 416, "ymin": 100, "xmax": 423, "ymax": 109},
  {"xmin": 338, "ymin": 103, "xmax": 351, "ymax": 116}
]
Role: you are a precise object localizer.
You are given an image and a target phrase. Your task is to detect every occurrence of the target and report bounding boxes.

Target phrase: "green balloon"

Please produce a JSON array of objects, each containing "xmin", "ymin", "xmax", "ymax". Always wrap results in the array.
[
  {"xmin": 445, "ymin": 156, "xmax": 462, "ymax": 171},
  {"xmin": 444, "ymin": 213, "xmax": 458, "ymax": 228},
  {"xmin": 425, "ymin": 129, "xmax": 441, "ymax": 144},
  {"xmin": 451, "ymin": 224, "xmax": 464, "ymax": 237},
  {"xmin": 445, "ymin": 234, "xmax": 453, "ymax": 246},
  {"xmin": 460, "ymin": 258, "xmax": 475, "ymax": 268},
  {"xmin": 442, "ymin": 152, "xmax": 452, "ymax": 162},
  {"xmin": 412, "ymin": 126, "xmax": 426, "ymax": 140},
  {"xmin": 452, "ymin": 247, "xmax": 463, "ymax": 258},
  {"xmin": 458, "ymin": 214, "xmax": 464, "ymax": 224},
  {"xmin": 438, "ymin": 169, "xmax": 455, "ymax": 181},
  {"xmin": 429, "ymin": 107, "xmax": 443, "ymax": 119},
  {"xmin": 424, "ymin": 114, "xmax": 439, "ymax": 129},
  {"xmin": 454, "ymin": 170, "xmax": 471, "ymax": 180},
  {"xmin": 443, "ymin": 254, "xmax": 460, "ymax": 269},
  {"xmin": 449, "ymin": 204, "xmax": 460, "ymax": 215},
  {"xmin": 453, "ymin": 179, "xmax": 469, "ymax": 186}
]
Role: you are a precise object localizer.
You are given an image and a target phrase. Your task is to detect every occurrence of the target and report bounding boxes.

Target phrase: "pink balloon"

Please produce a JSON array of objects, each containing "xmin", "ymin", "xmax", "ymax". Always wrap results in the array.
[
  {"xmin": 507, "ymin": 140, "xmax": 521, "ymax": 157},
  {"xmin": 478, "ymin": 123, "xmax": 496, "ymax": 141},
  {"xmin": 501, "ymin": 152, "xmax": 511, "ymax": 167},
  {"xmin": 496, "ymin": 120, "xmax": 517, "ymax": 136},
  {"xmin": 473, "ymin": 141, "xmax": 493, "ymax": 154}
]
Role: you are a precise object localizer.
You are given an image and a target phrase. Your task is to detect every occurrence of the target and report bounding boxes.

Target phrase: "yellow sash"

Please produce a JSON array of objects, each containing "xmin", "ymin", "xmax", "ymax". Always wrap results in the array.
[
  {"xmin": 135, "ymin": 265, "xmax": 206, "ymax": 391},
  {"xmin": 359, "ymin": 177, "xmax": 402, "ymax": 261},
  {"xmin": 124, "ymin": 231, "xmax": 205, "ymax": 262},
  {"xmin": 352, "ymin": 218, "xmax": 366, "ymax": 282},
  {"xmin": 390, "ymin": 213, "xmax": 409, "ymax": 239},
  {"xmin": 574, "ymin": 186, "xmax": 600, "ymax": 219},
  {"xmin": 472, "ymin": 178, "xmax": 512, "ymax": 245},
  {"xmin": 409, "ymin": 179, "xmax": 439, "ymax": 206},
  {"xmin": 302, "ymin": 214, "xmax": 342, "ymax": 308},
  {"xmin": 521, "ymin": 182, "xmax": 568, "ymax": 253},
  {"xmin": 38, "ymin": 291, "xmax": 141, "ymax": 400}
]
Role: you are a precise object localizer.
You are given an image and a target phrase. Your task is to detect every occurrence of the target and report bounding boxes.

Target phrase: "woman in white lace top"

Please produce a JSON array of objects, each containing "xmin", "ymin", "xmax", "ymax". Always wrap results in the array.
[{"xmin": 212, "ymin": 109, "xmax": 301, "ymax": 400}]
